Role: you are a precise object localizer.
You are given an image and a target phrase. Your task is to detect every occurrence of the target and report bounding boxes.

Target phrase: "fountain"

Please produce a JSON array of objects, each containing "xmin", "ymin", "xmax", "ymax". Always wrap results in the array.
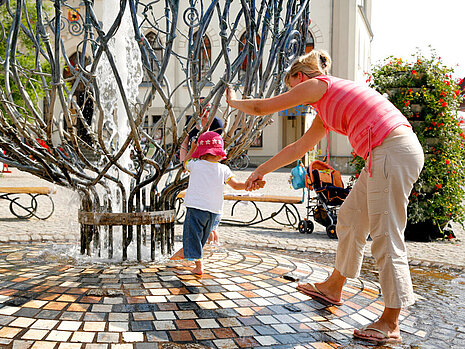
[{"xmin": 0, "ymin": 0, "xmax": 311, "ymax": 261}]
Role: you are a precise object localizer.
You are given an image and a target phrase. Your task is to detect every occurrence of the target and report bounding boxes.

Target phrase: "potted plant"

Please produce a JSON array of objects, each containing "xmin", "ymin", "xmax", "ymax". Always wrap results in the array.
[{"xmin": 351, "ymin": 50, "xmax": 465, "ymax": 241}]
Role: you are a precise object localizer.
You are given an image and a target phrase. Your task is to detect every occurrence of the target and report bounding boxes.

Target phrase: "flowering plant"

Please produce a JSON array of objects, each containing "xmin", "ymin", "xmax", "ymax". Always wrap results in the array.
[{"xmin": 354, "ymin": 50, "xmax": 465, "ymax": 238}]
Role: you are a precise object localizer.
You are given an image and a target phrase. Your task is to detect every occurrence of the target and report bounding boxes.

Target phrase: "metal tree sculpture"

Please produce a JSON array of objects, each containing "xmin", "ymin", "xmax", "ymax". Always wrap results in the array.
[{"xmin": 0, "ymin": 0, "xmax": 311, "ymax": 260}]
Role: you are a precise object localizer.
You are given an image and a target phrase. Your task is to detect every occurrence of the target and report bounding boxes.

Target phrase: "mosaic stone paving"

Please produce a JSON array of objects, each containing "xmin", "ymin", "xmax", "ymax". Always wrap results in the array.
[{"xmin": 0, "ymin": 243, "xmax": 426, "ymax": 348}]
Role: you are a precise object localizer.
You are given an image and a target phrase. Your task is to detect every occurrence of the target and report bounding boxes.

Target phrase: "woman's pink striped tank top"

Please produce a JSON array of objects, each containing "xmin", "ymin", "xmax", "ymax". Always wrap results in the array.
[{"xmin": 310, "ymin": 75, "xmax": 410, "ymax": 159}]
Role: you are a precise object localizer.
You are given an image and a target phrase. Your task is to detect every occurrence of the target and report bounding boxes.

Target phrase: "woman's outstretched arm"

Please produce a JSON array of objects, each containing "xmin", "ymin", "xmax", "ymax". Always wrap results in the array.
[
  {"xmin": 226, "ymin": 79, "xmax": 327, "ymax": 116},
  {"xmin": 245, "ymin": 115, "xmax": 326, "ymax": 190}
]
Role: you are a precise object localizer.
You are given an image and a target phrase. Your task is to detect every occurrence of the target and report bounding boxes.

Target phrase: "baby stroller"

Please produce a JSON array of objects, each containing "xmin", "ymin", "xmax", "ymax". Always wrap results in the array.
[{"xmin": 298, "ymin": 160, "xmax": 351, "ymax": 239}]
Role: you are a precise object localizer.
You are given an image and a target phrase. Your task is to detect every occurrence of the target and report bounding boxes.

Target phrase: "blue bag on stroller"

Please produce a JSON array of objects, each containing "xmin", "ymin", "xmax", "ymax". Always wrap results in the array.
[
  {"xmin": 290, "ymin": 160, "xmax": 307, "ymax": 203},
  {"xmin": 290, "ymin": 160, "xmax": 306, "ymax": 190}
]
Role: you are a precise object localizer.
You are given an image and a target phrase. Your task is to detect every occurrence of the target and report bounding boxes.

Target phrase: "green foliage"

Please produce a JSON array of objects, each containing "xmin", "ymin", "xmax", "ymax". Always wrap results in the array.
[
  {"xmin": 0, "ymin": 1, "xmax": 52, "ymax": 118},
  {"xmin": 354, "ymin": 50, "xmax": 465, "ymax": 233}
]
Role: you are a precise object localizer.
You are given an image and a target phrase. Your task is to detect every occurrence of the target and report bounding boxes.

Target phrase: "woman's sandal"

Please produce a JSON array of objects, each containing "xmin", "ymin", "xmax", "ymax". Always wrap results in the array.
[
  {"xmin": 296, "ymin": 283, "xmax": 343, "ymax": 306},
  {"xmin": 353, "ymin": 326, "xmax": 402, "ymax": 345}
]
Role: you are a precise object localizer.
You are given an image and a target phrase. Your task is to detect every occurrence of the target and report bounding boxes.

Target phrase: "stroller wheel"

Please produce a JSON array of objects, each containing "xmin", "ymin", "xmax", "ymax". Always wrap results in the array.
[
  {"xmin": 326, "ymin": 224, "xmax": 337, "ymax": 239},
  {"xmin": 298, "ymin": 220, "xmax": 314, "ymax": 234},
  {"xmin": 305, "ymin": 220, "xmax": 314, "ymax": 234},
  {"xmin": 298, "ymin": 220, "xmax": 307, "ymax": 234}
]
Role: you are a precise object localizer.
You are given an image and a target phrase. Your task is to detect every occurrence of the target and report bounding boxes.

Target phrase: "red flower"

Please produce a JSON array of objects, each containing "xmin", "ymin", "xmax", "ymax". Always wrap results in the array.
[
  {"xmin": 366, "ymin": 75, "xmax": 372, "ymax": 83},
  {"xmin": 404, "ymin": 100, "xmax": 410, "ymax": 107},
  {"xmin": 412, "ymin": 70, "xmax": 418, "ymax": 75},
  {"xmin": 445, "ymin": 80, "xmax": 450, "ymax": 86},
  {"xmin": 436, "ymin": 183, "xmax": 442, "ymax": 190},
  {"xmin": 446, "ymin": 159, "xmax": 450, "ymax": 165}
]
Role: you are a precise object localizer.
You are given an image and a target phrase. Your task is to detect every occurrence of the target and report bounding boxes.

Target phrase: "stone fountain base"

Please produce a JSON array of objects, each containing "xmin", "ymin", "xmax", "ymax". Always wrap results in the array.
[{"xmin": 78, "ymin": 210, "xmax": 175, "ymax": 261}]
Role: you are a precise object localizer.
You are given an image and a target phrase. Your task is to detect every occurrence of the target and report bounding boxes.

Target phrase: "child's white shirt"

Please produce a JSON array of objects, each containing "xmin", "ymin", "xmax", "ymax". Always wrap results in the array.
[{"xmin": 184, "ymin": 159, "xmax": 233, "ymax": 214}]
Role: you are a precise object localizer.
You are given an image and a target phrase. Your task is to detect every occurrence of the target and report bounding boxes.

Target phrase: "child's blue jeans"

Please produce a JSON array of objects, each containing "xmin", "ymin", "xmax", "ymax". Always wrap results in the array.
[{"xmin": 183, "ymin": 207, "xmax": 221, "ymax": 260}]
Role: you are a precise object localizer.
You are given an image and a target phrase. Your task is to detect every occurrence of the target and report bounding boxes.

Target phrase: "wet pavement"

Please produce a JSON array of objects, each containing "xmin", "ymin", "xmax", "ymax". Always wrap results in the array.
[
  {"xmin": 0, "ymin": 168, "xmax": 465, "ymax": 348},
  {"xmin": 274, "ymin": 246, "xmax": 465, "ymax": 349}
]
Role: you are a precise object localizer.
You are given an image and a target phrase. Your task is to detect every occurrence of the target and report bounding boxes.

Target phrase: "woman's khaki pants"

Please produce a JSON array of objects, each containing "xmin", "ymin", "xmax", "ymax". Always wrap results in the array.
[{"xmin": 335, "ymin": 131, "xmax": 424, "ymax": 308}]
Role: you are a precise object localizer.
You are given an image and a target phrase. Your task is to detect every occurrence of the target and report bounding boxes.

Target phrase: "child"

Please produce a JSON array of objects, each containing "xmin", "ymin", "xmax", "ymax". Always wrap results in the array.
[{"xmin": 171, "ymin": 131, "xmax": 264, "ymax": 275}]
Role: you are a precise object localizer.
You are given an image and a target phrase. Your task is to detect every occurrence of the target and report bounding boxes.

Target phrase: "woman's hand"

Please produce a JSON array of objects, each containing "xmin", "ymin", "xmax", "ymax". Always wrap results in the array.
[
  {"xmin": 226, "ymin": 87, "xmax": 237, "ymax": 106},
  {"xmin": 245, "ymin": 168, "xmax": 265, "ymax": 191}
]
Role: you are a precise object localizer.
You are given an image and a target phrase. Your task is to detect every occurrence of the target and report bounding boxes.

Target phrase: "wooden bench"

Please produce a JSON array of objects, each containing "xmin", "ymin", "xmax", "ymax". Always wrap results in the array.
[
  {"xmin": 0, "ymin": 187, "xmax": 56, "ymax": 220},
  {"xmin": 176, "ymin": 192, "xmax": 302, "ymax": 228}
]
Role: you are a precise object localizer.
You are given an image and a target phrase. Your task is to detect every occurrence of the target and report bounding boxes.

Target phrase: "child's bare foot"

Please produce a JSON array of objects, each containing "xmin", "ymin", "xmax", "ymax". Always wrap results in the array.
[
  {"xmin": 192, "ymin": 260, "xmax": 203, "ymax": 275},
  {"xmin": 208, "ymin": 230, "xmax": 219, "ymax": 245},
  {"xmin": 170, "ymin": 248, "xmax": 184, "ymax": 260}
]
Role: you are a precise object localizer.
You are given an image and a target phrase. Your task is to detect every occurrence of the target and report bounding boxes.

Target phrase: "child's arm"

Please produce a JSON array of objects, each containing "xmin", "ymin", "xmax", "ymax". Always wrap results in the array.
[
  {"xmin": 227, "ymin": 177, "xmax": 265, "ymax": 190},
  {"xmin": 183, "ymin": 141, "xmax": 197, "ymax": 170}
]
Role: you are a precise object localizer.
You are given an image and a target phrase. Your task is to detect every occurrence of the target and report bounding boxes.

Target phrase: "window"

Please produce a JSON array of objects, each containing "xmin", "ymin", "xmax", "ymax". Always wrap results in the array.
[
  {"xmin": 193, "ymin": 31, "xmax": 211, "ymax": 81},
  {"xmin": 250, "ymin": 130, "xmax": 263, "ymax": 148},
  {"xmin": 238, "ymin": 32, "xmax": 261, "ymax": 81},
  {"xmin": 144, "ymin": 115, "xmax": 163, "ymax": 142},
  {"xmin": 144, "ymin": 32, "xmax": 163, "ymax": 81},
  {"xmin": 305, "ymin": 31, "xmax": 315, "ymax": 53},
  {"xmin": 143, "ymin": 115, "xmax": 151, "ymax": 134}
]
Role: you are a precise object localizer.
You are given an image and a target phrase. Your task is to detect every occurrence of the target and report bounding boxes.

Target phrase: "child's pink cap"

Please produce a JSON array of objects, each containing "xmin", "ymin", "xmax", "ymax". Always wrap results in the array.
[{"xmin": 190, "ymin": 131, "xmax": 227, "ymax": 160}]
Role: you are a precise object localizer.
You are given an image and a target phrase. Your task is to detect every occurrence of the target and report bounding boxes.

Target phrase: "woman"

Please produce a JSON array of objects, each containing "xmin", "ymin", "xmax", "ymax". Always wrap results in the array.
[{"xmin": 226, "ymin": 50, "xmax": 424, "ymax": 345}]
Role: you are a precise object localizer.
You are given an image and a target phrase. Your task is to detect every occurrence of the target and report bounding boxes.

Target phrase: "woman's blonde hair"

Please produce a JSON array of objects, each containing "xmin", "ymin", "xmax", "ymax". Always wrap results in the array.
[{"xmin": 285, "ymin": 49, "xmax": 332, "ymax": 87}]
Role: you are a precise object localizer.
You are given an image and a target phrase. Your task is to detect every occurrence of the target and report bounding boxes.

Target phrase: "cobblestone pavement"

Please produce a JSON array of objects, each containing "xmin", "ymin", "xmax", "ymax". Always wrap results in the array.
[
  {"xmin": 0, "ymin": 243, "xmax": 452, "ymax": 348},
  {"xmin": 0, "ymin": 167, "xmax": 463, "ymax": 268}
]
